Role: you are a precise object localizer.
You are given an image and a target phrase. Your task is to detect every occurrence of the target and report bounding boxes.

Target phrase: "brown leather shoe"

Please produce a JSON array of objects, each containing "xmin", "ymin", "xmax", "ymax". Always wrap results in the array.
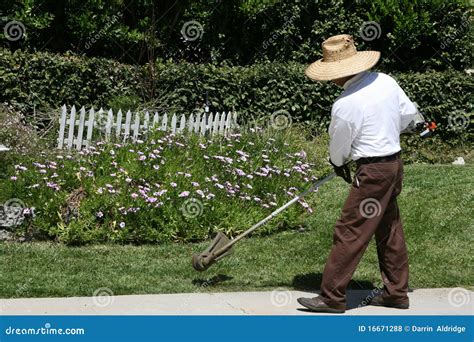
[
  {"xmin": 369, "ymin": 295, "xmax": 409, "ymax": 309},
  {"xmin": 297, "ymin": 296, "xmax": 345, "ymax": 313}
]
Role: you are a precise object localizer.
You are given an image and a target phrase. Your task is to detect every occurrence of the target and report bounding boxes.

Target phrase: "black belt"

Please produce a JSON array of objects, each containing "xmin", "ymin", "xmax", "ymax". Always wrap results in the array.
[{"xmin": 356, "ymin": 152, "xmax": 401, "ymax": 166}]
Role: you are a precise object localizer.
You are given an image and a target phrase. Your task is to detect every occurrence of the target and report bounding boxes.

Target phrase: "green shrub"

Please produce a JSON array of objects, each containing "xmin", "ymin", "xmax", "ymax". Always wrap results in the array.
[{"xmin": 1, "ymin": 49, "xmax": 471, "ymax": 143}]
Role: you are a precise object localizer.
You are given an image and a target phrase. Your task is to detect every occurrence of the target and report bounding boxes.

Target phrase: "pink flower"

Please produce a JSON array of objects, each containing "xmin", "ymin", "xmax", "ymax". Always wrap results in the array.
[{"xmin": 170, "ymin": 182, "xmax": 177, "ymax": 188}]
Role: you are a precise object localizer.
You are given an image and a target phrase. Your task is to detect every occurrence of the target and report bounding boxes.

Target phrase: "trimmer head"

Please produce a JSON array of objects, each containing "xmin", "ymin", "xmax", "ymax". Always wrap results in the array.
[{"xmin": 192, "ymin": 232, "xmax": 233, "ymax": 271}]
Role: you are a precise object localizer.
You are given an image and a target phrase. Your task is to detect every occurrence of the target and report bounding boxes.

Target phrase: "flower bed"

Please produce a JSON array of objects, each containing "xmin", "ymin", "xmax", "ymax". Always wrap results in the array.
[{"xmin": 1, "ymin": 128, "xmax": 330, "ymax": 245}]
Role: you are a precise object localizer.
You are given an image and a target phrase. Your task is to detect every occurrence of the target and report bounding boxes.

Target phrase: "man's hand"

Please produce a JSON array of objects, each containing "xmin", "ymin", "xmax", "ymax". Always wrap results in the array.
[{"xmin": 329, "ymin": 159, "xmax": 351, "ymax": 184}]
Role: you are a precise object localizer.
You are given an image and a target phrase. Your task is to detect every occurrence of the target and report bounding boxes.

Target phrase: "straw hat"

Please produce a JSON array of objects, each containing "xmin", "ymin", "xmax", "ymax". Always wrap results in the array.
[{"xmin": 305, "ymin": 34, "xmax": 380, "ymax": 81}]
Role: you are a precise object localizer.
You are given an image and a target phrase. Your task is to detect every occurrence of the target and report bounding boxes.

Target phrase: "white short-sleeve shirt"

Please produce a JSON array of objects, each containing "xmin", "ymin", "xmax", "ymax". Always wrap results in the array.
[{"xmin": 329, "ymin": 71, "xmax": 418, "ymax": 166}]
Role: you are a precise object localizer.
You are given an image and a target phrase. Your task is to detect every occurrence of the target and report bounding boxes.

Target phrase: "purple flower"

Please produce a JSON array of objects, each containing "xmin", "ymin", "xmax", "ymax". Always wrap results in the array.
[
  {"xmin": 10, "ymin": 176, "xmax": 17, "ymax": 181},
  {"xmin": 295, "ymin": 151, "xmax": 307, "ymax": 159},
  {"xmin": 178, "ymin": 191, "xmax": 190, "ymax": 198},
  {"xmin": 191, "ymin": 182, "xmax": 200, "ymax": 187},
  {"xmin": 46, "ymin": 182, "xmax": 60, "ymax": 191},
  {"xmin": 119, "ymin": 222, "xmax": 126, "ymax": 228},
  {"xmin": 96, "ymin": 211, "xmax": 104, "ymax": 218},
  {"xmin": 170, "ymin": 182, "xmax": 177, "ymax": 188},
  {"xmin": 156, "ymin": 189, "xmax": 168, "ymax": 196},
  {"xmin": 131, "ymin": 193, "xmax": 138, "ymax": 199},
  {"xmin": 235, "ymin": 168, "xmax": 246, "ymax": 176}
]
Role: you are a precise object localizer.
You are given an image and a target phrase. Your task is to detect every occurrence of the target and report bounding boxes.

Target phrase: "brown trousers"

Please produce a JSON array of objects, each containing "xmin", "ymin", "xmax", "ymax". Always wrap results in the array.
[{"xmin": 320, "ymin": 158, "xmax": 409, "ymax": 309}]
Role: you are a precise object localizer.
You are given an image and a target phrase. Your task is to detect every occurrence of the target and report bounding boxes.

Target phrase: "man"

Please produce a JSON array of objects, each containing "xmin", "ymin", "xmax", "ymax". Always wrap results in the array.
[{"xmin": 297, "ymin": 34, "xmax": 417, "ymax": 313}]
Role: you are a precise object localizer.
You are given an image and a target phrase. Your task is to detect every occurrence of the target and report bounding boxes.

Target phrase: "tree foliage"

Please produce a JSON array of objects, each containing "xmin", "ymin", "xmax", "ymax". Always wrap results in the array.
[{"xmin": 1, "ymin": 0, "xmax": 471, "ymax": 70}]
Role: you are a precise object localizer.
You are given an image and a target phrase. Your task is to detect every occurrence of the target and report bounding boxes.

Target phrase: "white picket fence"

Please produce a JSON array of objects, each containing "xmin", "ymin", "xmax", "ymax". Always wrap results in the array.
[{"xmin": 57, "ymin": 105, "xmax": 237, "ymax": 150}]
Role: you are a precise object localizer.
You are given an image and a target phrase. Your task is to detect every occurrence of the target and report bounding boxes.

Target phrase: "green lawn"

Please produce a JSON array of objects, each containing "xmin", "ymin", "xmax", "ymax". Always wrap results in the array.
[{"xmin": 1, "ymin": 164, "xmax": 473, "ymax": 298}]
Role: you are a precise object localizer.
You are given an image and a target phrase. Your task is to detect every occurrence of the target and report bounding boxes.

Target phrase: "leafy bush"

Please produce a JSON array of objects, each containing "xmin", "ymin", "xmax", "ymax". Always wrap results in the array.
[
  {"xmin": 2, "ymin": 49, "xmax": 471, "ymax": 143},
  {"xmin": 0, "ymin": 49, "xmax": 144, "ymax": 114},
  {"xmin": 0, "ymin": 127, "xmax": 330, "ymax": 245}
]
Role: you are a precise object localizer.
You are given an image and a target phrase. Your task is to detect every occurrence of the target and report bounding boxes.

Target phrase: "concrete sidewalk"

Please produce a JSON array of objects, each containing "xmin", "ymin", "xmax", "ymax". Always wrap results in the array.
[{"xmin": 1, "ymin": 288, "xmax": 472, "ymax": 315}]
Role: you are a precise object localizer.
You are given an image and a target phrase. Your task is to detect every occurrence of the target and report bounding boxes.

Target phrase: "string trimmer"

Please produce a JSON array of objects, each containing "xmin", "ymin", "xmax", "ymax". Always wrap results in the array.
[{"xmin": 192, "ymin": 172, "xmax": 336, "ymax": 271}]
